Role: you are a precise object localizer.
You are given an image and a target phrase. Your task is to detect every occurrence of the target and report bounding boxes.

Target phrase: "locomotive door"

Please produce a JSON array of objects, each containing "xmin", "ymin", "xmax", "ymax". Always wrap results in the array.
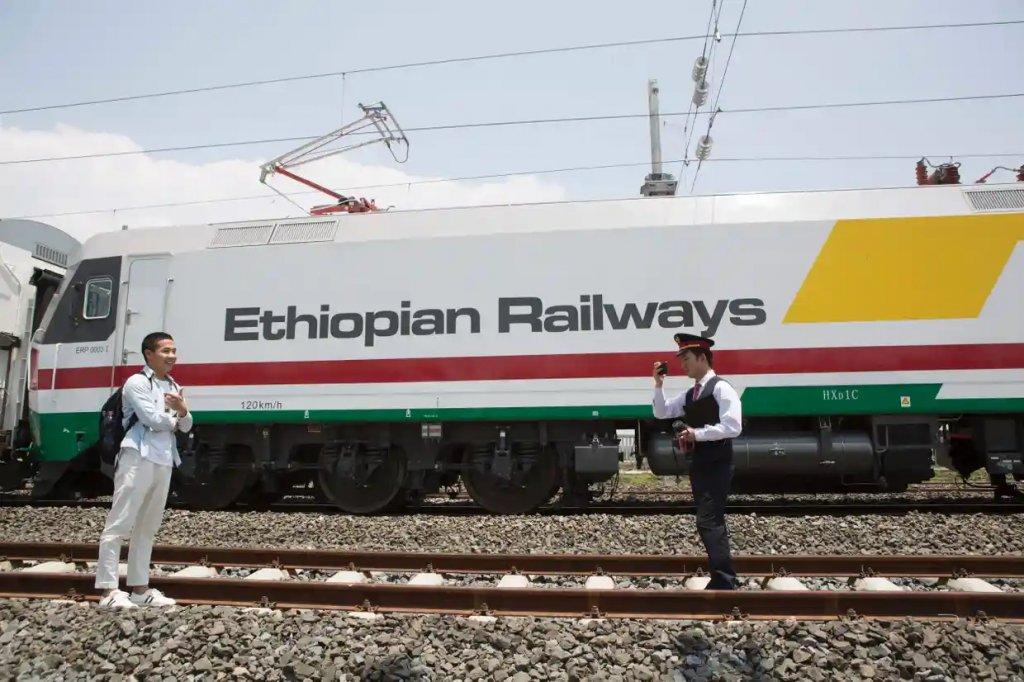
[{"xmin": 118, "ymin": 257, "xmax": 170, "ymax": 366}]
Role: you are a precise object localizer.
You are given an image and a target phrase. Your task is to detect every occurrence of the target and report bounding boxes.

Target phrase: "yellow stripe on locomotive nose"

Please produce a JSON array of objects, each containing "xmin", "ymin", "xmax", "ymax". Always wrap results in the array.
[{"xmin": 784, "ymin": 213, "xmax": 1024, "ymax": 323}]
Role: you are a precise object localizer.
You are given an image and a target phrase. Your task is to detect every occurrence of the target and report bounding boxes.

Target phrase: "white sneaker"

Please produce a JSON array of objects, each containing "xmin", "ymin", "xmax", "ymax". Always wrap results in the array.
[
  {"xmin": 99, "ymin": 590, "xmax": 137, "ymax": 610},
  {"xmin": 129, "ymin": 588, "xmax": 176, "ymax": 607}
]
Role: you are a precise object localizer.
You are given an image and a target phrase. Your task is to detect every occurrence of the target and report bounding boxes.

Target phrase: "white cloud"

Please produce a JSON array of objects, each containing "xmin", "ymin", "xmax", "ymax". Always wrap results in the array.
[{"xmin": 0, "ymin": 124, "xmax": 568, "ymax": 241}]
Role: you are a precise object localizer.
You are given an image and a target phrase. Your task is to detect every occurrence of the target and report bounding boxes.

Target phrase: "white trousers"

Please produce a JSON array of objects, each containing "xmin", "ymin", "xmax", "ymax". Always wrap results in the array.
[{"xmin": 95, "ymin": 448, "xmax": 172, "ymax": 590}]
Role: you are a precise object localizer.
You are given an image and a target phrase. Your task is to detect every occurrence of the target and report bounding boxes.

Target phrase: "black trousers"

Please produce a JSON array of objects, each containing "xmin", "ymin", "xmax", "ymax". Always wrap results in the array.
[{"xmin": 690, "ymin": 459, "xmax": 737, "ymax": 589}]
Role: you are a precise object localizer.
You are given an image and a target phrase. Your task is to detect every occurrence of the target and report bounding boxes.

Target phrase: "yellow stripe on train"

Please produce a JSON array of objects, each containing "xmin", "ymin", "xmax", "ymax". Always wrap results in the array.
[{"xmin": 784, "ymin": 213, "xmax": 1024, "ymax": 323}]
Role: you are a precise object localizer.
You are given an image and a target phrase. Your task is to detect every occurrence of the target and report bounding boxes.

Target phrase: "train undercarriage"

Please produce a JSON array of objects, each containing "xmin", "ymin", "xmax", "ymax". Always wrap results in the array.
[{"xmin": 20, "ymin": 412, "xmax": 1024, "ymax": 513}]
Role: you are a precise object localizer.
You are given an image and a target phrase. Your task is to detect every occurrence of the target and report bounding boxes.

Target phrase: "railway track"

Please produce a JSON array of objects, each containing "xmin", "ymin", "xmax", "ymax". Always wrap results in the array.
[
  {"xmin": 2, "ymin": 494, "xmax": 1022, "ymax": 515},
  {"xmin": 278, "ymin": 501, "xmax": 1024, "ymax": 516},
  {"xmin": 1, "ymin": 543, "xmax": 1022, "ymax": 621},
  {"xmin": 3, "ymin": 542, "xmax": 1023, "ymax": 577}
]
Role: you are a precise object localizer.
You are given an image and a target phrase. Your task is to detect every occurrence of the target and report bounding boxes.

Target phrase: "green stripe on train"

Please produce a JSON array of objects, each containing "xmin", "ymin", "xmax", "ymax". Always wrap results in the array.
[
  {"xmin": 742, "ymin": 383, "xmax": 1024, "ymax": 416},
  {"xmin": 30, "ymin": 384, "xmax": 1024, "ymax": 462}
]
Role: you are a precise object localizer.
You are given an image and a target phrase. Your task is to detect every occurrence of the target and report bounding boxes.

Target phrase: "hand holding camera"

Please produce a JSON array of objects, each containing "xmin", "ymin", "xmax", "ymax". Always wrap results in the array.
[
  {"xmin": 652, "ymin": 360, "xmax": 668, "ymax": 386},
  {"xmin": 672, "ymin": 419, "xmax": 696, "ymax": 454}
]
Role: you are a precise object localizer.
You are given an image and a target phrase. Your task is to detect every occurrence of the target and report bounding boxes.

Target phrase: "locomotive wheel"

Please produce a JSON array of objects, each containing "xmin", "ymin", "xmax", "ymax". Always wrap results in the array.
[
  {"xmin": 318, "ymin": 444, "xmax": 407, "ymax": 514},
  {"xmin": 313, "ymin": 470, "xmax": 338, "ymax": 504},
  {"xmin": 172, "ymin": 444, "xmax": 256, "ymax": 510},
  {"xmin": 462, "ymin": 443, "xmax": 559, "ymax": 514}
]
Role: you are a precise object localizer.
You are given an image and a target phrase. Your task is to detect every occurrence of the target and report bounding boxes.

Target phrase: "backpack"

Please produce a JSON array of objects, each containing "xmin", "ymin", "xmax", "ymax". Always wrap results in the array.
[
  {"xmin": 98, "ymin": 370, "xmax": 172, "ymax": 469},
  {"xmin": 98, "ymin": 371, "xmax": 144, "ymax": 469}
]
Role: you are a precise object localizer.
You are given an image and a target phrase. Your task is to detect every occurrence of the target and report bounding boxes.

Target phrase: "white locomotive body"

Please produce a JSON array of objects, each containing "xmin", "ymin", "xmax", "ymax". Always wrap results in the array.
[
  {"xmin": 27, "ymin": 184, "xmax": 1024, "ymax": 511},
  {"xmin": 0, "ymin": 219, "xmax": 77, "ymax": 490}
]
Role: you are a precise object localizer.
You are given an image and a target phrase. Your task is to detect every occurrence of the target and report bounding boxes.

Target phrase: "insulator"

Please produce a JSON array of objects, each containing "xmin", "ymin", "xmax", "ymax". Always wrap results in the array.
[
  {"xmin": 927, "ymin": 163, "xmax": 960, "ymax": 185},
  {"xmin": 692, "ymin": 81, "xmax": 710, "ymax": 107},
  {"xmin": 695, "ymin": 135, "xmax": 713, "ymax": 160},
  {"xmin": 692, "ymin": 56, "xmax": 709, "ymax": 83},
  {"xmin": 915, "ymin": 160, "xmax": 928, "ymax": 185},
  {"xmin": 1017, "ymin": 165, "xmax": 1024, "ymax": 182}
]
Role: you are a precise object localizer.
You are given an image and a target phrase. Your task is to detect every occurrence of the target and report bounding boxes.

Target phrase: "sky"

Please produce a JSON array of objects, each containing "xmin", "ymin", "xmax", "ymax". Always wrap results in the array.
[{"xmin": 1, "ymin": 1, "xmax": 1022, "ymax": 241}]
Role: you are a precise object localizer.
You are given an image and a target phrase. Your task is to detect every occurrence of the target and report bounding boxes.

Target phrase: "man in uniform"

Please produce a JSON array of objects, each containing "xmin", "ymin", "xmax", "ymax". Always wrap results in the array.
[{"xmin": 651, "ymin": 332, "xmax": 741, "ymax": 589}]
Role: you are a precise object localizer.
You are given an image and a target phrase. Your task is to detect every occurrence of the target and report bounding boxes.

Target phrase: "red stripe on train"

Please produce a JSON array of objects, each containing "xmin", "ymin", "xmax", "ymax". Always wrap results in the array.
[{"xmin": 33, "ymin": 343, "xmax": 1024, "ymax": 390}]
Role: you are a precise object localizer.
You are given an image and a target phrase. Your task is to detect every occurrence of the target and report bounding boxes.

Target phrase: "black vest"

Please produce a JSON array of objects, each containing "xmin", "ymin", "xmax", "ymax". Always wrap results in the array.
[{"xmin": 683, "ymin": 374, "xmax": 734, "ymax": 465}]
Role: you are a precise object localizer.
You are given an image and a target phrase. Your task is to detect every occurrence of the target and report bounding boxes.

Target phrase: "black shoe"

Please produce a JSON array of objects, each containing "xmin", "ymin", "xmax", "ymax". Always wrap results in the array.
[{"xmin": 705, "ymin": 579, "xmax": 737, "ymax": 590}]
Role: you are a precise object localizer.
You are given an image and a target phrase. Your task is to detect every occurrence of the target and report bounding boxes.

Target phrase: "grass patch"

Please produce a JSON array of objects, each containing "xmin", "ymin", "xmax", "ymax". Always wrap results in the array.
[
  {"xmin": 618, "ymin": 471, "xmax": 681, "ymax": 488},
  {"xmin": 928, "ymin": 466, "xmax": 990, "ymax": 484}
]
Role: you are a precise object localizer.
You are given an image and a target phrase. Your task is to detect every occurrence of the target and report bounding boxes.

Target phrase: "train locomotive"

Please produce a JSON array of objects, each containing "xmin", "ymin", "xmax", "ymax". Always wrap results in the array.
[
  {"xmin": 0, "ymin": 219, "xmax": 77, "ymax": 492},
  {"xmin": 24, "ymin": 182, "xmax": 1024, "ymax": 512}
]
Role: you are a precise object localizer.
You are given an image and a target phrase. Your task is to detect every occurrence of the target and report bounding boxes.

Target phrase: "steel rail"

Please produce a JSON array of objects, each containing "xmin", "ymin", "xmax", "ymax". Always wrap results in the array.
[
  {"xmin": 2, "ymin": 542, "xmax": 1022, "ymax": 578},
  {"xmin": 0, "ymin": 571, "xmax": 1019, "ymax": 621},
  {"xmin": 282, "ymin": 501, "xmax": 1024, "ymax": 516},
  {"xmin": 614, "ymin": 484, "xmax": 996, "ymax": 496},
  {"xmin": 2, "ymin": 496, "xmax": 1020, "ymax": 516}
]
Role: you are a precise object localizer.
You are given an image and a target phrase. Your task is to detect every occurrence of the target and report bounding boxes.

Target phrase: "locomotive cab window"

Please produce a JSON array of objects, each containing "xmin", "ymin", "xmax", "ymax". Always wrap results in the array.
[{"xmin": 82, "ymin": 277, "xmax": 113, "ymax": 319}]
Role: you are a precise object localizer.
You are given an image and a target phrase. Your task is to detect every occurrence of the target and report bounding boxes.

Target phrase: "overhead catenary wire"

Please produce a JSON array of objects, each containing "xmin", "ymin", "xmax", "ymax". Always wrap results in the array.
[
  {"xmin": 2, "ymin": 19, "xmax": 1022, "ymax": 116},
  {"xmin": 680, "ymin": 0, "xmax": 723, "ymax": 185},
  {"xmin": 691, "ymin": 0, "xmax": 749, "ymax": 191},
  {"xmin": 700, "ymin": 0, "xmax": 719, "ymax": 59},
  {"xmin": 708, "ymin": 0, "xmax": 748, "ymax": 119},
  {"xmin": 11, "ymin": 151, "xmax": 1024, "ymax": 221},
  {"xmin": 2, "ymin": 91, "xmax": 1022, "ymax": 167},
  {"xmin": 263, "ymin": 180, "xmax": 314, "ymax": 215}
]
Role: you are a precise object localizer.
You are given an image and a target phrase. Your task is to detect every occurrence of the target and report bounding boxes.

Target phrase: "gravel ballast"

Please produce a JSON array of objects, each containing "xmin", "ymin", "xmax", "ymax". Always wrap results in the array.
[
  {"xmin": 0, "ymin": 505, "xmax": 1021, "ymax": 555},
  {"xmin": 2, "ymin": 600, "xmax": 1023, "ymax": 681},
  {"xmin": 3, "ymin": 505, "xmax": 1023, "ymax": 679}
]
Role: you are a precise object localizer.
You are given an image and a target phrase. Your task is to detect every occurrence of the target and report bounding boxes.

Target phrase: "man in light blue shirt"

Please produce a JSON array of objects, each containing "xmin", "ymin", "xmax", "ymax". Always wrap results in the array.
[{"xmin": 96, "ymin": 331, "xmax": 192, "ymax": 609}]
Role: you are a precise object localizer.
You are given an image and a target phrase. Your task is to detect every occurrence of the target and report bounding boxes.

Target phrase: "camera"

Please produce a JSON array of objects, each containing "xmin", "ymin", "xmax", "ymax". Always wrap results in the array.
[
  {"xmin": 656, "ymin": 361, "xmax": 668, "ymax": 376},
  {"xmin": 672, "ymin": 419, "xmax": 695, "ymax": 454}
]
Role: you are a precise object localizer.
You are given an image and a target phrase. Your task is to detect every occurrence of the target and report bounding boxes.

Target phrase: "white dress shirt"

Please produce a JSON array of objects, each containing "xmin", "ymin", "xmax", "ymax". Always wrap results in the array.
[
  {"xmin": 119, "ymin": 365, "xmax": 193, "ymax": 467},
  {"xmin": 652, "ymin": 369, "xmax": 743, "ymax": 441}
]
